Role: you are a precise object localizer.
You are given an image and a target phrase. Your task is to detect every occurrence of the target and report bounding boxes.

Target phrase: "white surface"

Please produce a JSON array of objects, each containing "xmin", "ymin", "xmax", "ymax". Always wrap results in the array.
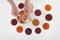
[{"xmin": 0, "ymin": 0, "xmax": 60, "ymax": 40}]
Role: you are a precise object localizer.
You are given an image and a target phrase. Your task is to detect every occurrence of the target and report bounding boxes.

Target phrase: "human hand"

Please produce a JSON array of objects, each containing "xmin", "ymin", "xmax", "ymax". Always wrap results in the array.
[
  {"xmin": 24, "ymin": 0, "xmax": 33, "ymax": 20},
  {"xmin": 7, "ymin": 0, "xmax": 18, "ymax": 17}
]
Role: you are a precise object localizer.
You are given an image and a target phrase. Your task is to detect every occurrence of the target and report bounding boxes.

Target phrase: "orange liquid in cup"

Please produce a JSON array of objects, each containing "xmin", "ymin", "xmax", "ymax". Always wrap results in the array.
[
  {"xmin": 45, "ymin": 4, "xmax": 52, "ymax": 11},
  {"xmin": 32, "ymin": 19, "xmax": 39, "ymax": 26},
  {"xmin": 43, "ymin": 23, "xmax": 50, "ymax": 30},
  {"xmin": 16, "ymin": 26, "xmax": 23, "ymax": 33}
]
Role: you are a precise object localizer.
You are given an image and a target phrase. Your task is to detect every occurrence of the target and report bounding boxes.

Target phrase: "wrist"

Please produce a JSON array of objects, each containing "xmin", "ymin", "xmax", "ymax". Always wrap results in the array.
[{"xmin": 7, "ymin": 0, "xmax": 13, "ymax": 3}]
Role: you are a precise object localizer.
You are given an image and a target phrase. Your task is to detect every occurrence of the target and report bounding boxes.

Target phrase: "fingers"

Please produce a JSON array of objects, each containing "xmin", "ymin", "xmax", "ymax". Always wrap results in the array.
[
  {"xmin": 11, "ymin": 8, "xmax": 17, "ymax": 17},
  {"xmin": 11, "ymin": 11, "xmax": 17, "ymax": 17}
]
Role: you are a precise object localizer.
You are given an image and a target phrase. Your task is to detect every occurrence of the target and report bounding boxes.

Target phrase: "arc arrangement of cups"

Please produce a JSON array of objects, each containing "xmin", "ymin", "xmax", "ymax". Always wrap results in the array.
[{"xmin": 11, "ymin": 2, "xmax": 53, "ymax": 35}]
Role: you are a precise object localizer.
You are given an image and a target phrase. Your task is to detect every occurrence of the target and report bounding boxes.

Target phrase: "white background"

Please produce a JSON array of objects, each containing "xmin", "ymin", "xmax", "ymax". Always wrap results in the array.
[{"xmin": 0, "ymin": 0, "xmax": 60, "ymax": 40}]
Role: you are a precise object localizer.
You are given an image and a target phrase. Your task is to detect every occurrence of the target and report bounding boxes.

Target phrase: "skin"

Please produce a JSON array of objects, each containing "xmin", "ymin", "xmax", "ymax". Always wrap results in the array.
[
  {"xmin": 23, "ymin": 0, "xmax": 33, "ymax": 20},
  {"xmin": 7, "ymin": 0, "xmax": 33, "ymax": 22},
  {"xmin": 7, "ymin": 0, "xmax": 19, "ymax": 16}
]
